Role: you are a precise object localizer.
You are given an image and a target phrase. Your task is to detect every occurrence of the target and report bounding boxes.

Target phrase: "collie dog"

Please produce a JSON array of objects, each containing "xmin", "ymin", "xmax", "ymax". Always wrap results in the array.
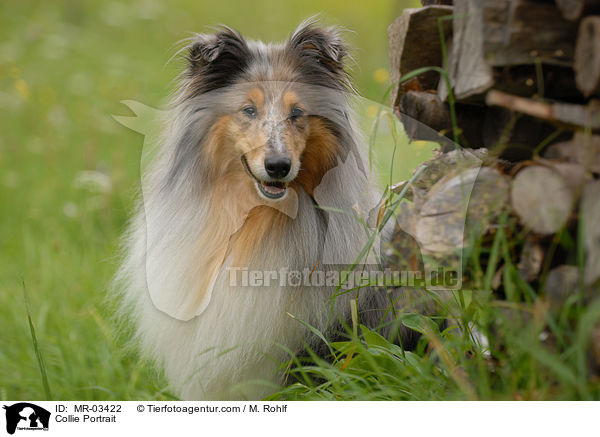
[{"xmin": 115, "ymin": 20, "xmax": 391, "ymax": 400}]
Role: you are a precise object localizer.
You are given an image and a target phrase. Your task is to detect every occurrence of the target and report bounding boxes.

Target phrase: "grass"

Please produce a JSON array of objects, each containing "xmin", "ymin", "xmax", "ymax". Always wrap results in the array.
[
  {"xmin": 22, "ymin": 282, "xmax": 52, "ymax": 400},
  {"xmin": 4, "ymin": 0, "xmax": 598, "ymax": 402},
  {"xmin": 269, "ymin": 212, "xmax": 600, "ymax": 401}
]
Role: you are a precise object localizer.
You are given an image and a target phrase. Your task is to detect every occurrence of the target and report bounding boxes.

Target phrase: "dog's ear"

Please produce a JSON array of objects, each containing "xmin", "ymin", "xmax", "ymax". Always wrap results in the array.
[
  {"xmin": 185, "ymin": 27, "xmax": 251, "ymax": 93},
  {"xmin": 287, "ymin": 21, "xmax": 348, "ymax": 76},
  {"xmin": 188, "ymin": 27, "xmax": 250, "ymax": 68},
  {"xmin": 188, "ymin": 33, "xmax": 222, "ymax": 65}
]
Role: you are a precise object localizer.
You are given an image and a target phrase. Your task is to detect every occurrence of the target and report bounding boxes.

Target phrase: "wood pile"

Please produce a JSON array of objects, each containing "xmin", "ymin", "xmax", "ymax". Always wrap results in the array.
[{"xmin": 386, "ymin": 0, "xmax": 600, "ymax": 369}]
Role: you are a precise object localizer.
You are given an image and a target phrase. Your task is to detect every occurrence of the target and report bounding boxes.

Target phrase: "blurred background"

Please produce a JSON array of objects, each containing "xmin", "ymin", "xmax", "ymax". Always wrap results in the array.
[{"xmin": 0, "ymin": 0, "xmax": 422, "ymax": 399}]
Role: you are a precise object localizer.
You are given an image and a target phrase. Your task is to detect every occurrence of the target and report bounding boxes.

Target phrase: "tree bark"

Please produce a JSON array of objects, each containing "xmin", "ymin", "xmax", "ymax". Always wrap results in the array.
[
  {"xmin": 440, "ymin": 0, "xmax": 577, "ymax": 101},
  {"xmin": 397, "ymin": 90, "xmax": 486, "ymax": 147},
  {"xmin": 388, "ymin": 5, "xmax": 453, "ymax": 107}
]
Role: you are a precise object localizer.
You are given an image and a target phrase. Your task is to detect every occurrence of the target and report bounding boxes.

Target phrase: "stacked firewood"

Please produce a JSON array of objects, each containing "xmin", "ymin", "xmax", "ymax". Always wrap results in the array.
[{"xmin": 386, "ymin": 0, "xmax": 600, "ymax": 366}]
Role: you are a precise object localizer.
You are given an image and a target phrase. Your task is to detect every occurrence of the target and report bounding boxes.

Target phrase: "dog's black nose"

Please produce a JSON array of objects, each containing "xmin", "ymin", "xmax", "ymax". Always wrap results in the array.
[{"xmin": 264, "ymin": 156, "xmax": 291, "ymax": 179}]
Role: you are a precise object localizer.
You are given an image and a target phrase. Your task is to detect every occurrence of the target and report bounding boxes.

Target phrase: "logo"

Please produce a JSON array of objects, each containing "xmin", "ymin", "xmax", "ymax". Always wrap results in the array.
[{"xmin": 3, "ymin": 403, "xmax": 50, "ymax": 435}]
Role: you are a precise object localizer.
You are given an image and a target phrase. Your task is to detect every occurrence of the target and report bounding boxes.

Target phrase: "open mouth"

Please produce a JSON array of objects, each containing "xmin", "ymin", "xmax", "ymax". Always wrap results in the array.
[
  {"xmin": 257, "ymin": 180, "xmax": 288, "ymax": 199},
  {"xmin": 242, "ymin": 155, "xmax": 289, "ymax": 200}
]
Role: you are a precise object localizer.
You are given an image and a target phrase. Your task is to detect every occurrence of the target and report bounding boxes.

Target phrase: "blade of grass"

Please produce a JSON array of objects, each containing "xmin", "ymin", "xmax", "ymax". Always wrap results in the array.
[
  {"xmin": 437, "ymin": 14, "xmax": 460, "ymax": 147},
  {"xmin": 22, "ymin": 281, "xmax": 52, "ymax": 400},
  {"xmin": 286, "ymin": 312, "xmax": 334, "ymax": 356}
]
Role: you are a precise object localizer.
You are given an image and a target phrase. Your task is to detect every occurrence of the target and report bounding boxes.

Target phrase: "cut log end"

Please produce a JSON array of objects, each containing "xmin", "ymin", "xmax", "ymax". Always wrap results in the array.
[
  {"xmin": 556, "ymin": 0, "xmax": 600, "ymax": 21},
  {"xmin": 510, "ymin": 165, "xmax": 575, "ymax": 235},
  {"xmin": 575, "ymin": 16, "xmax": 600, "ymax": 97}
]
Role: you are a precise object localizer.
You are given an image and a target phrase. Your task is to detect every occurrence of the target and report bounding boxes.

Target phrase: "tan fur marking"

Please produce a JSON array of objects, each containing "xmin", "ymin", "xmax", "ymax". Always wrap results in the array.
[
  {"xmin": 202, "ymin": 115, "xmax": 240, "ymax": 180},
  {"xmin": 282, "ymin": 90, "xmax": 299, "ymax": 111},
  {"xmin": 247, "ymin": 87, "xmax": 264, "ymax": 108}
]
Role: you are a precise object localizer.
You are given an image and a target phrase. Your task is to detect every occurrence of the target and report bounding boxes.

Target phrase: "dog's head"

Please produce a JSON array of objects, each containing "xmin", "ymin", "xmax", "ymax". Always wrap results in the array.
[{"xmin": 177, "ymin": 21, "xmax": 352, "ymax": 200}]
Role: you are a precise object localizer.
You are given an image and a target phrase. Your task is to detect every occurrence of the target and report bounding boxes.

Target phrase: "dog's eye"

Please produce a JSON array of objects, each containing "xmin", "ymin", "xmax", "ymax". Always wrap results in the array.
[
  {"xmin": 289, "ymin": 107, "xmax": 304, "ymax": 121},
  {"xmin": 242, "ymin": 106, "xmax": 257, "ymax": 118}
]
